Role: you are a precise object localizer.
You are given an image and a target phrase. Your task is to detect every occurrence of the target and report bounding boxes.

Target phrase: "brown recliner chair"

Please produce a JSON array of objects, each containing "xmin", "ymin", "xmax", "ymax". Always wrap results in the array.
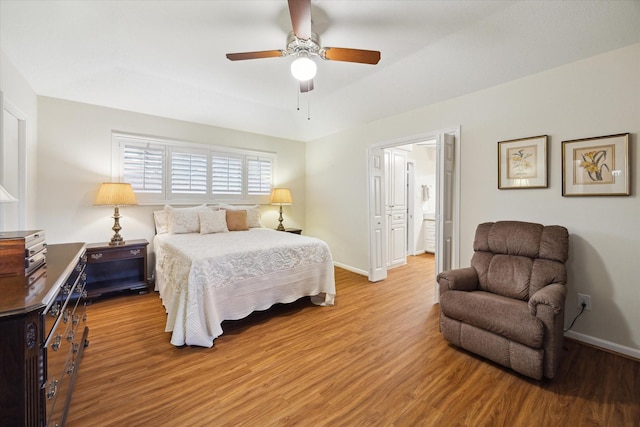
[{"xmin": 437, "ymin": 221, "xmax": 569, "ymax": 380}]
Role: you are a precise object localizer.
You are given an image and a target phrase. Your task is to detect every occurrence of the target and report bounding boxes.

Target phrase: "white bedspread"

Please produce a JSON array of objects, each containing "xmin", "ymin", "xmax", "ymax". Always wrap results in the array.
[{"xmin": 154, "ymin": 228, "xmax": 335, "ymax": 347}]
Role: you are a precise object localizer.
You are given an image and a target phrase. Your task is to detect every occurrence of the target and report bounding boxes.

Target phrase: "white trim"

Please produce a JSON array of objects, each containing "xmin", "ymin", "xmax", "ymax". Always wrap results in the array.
[
  {"xmin": 1, "ymin": 93, "xmax": 28, "ymax": 229},
  {"xmin": 369, "ymin": 131, "xmax": 442, "ymax": 151},
  {"xmin": 564, "ymin": 330, "xmax": 640, "ymax": 361},
  {"xmin": 406, "ymin": 161, "xmax": 416, "ymax": 256}
]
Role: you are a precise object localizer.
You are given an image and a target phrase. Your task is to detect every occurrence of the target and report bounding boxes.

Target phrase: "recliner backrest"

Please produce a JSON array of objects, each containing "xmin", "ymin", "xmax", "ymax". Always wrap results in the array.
[{"xmin": 471, "ymin": 221, "xmax": 569, "ymax": 301}]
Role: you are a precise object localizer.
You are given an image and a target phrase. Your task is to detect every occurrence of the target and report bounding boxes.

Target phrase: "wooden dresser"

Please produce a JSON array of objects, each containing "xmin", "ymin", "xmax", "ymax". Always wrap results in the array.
[{"xmin": 0, "ymin": 242, "xmax": 88, "ymax": 427}]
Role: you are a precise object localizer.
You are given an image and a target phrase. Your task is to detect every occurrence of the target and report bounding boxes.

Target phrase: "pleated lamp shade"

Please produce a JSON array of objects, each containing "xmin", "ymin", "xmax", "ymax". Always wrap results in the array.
[
  {"xmin": 94, "ymin": 183, "xmax": 138, "ymax": 206},
  {"xmin": 270, "ymin": 188, "xmax": 293, "ymax": 205}
]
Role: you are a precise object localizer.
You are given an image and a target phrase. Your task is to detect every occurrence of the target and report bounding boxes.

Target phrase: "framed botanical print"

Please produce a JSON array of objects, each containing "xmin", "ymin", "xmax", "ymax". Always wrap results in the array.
[
  {"xmin": 562, "ymin": 133, "xmax": 629, "ymax": 196},
  {"xmin": 498, "ymin": 135, "xmax": 548, "ymax": 189}
]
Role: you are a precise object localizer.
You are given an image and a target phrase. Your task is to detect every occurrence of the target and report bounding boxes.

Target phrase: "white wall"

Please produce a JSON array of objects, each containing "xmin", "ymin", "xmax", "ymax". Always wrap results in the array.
[
  {"xmin": 306, "ymin": 44, "xmax": 640, "ymax": 355},
  {"xmin": 0, "ymin": 50, "xmax": 38, "ymax": 228},
  {"xmin": 36, "ymin": 97, "xmax": 307, "ymax": 250}
]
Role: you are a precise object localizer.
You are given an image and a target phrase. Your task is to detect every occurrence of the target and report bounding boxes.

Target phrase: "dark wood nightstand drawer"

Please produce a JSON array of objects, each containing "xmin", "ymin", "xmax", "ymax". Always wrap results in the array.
[{"xmin": 86, "ymin": 245, "xmax": 145, "ymax": 263}]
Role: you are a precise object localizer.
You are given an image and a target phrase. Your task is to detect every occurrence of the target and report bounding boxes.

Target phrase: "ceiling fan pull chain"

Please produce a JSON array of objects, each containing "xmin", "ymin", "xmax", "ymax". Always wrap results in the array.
[{"xmin": 307, "ymin": 95, "xmax": 311, "ymax": 121}]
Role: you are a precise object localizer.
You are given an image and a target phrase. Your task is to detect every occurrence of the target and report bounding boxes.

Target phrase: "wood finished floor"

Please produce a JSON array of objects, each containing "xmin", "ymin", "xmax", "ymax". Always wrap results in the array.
[{"xmin": 67, "ymin": 254, "xmax": 640, "ymax": 426}]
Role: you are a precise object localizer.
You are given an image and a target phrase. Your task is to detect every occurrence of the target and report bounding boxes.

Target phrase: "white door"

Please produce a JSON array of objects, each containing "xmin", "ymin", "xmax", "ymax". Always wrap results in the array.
[
  {"xmin": 436, "ymin": 132, "xmax": 455, "ymax": 275},
  {"xmin": 406, "ymin": 162, "xmax": 415, "ymax": 255},
  {"xmin": 389, "ymin": 211, "xmax": 407, "ymax": 266},
  {"xmin": 368, "ymin": 147, "xmax": 387, "ymax": 281},
  {"xmin": 384, "ymin": 150, "xmax": 391, "ymax": 207},
  {"xmin": 391, "ymin": 150, "xmax": 407, "ymax": 210},
  {"xmin": 383, "ymin": 148, "xmax": 408, "ymax": 269}
]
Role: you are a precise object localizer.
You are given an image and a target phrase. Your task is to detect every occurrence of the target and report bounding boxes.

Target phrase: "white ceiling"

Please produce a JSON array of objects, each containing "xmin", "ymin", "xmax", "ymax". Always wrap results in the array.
[{"xmin": 1, "ymin": 1, "xmax": 639, "ymax": 142}]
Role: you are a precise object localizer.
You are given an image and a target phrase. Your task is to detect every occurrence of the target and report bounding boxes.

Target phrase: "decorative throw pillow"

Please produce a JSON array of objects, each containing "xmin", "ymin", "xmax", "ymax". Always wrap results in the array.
[
  {"xmin": 219, "ymin": 204, "xmax": 262, "ymax": 228},
  {"xmin": 165, "ymin": 205, "xmax": 207, "ymax": 234},
  {"xmin": 153, "ymin": 210, "xmax": 169, "ymax": 234},
  {"xmin": 226, "ymin": 209, "xmax": 249, "ymax": 231},
  {"xmin": 199, "ymin": 209, "xmax": 228, "ymax": 234}
]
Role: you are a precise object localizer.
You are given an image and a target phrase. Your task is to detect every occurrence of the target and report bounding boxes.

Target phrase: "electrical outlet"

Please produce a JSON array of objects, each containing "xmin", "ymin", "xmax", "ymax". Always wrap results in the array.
[{"xmin": 577, "ymin": 293, "xmax": 592, "ymax": 311}]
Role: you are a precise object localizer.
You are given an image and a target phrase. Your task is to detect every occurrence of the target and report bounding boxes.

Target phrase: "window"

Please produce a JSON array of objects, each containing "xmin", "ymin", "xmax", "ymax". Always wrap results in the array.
[
  {"xmin": 122, "ymin": 143, "xmax": 164, "ymax": 195},
  {"xmin": 113, "ymin": 133, "xmax": 275, "ymax": 205},
  {"xmin": 211, "ymin": 153, "xmax": 243, "ymax": 196},
  {"xmin": 170, "ymin": 148, "xmax": 208, "ymax": 196},
  {"xmin": 247, "ymin": 156, "xmax": 272, "ymax": 195}
]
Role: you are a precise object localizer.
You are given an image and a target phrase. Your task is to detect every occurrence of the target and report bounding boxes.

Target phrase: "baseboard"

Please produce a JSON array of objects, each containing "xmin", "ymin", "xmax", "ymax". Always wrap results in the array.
[
  {"xmin": 564, "ymin": 330, "xmax": 640, "ymax": 361},
  {"xmin": 333, "ymin": 262, "xmax": 368, "ymax": 277}
]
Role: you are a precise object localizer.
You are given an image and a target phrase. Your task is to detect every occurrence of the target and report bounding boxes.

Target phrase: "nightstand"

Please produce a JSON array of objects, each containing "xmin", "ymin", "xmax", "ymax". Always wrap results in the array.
[
  {"xmin": 85, "ymin": 239, "xmax": 150, "ymax": 299},
  {"xmin": 284, "ymin": 228, "xmax": 302, "ymax": 235}
]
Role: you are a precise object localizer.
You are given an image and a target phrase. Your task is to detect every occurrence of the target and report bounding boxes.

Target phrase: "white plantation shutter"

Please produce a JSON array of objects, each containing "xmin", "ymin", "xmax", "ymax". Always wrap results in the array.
[
  {"xmin": 212, "ymin": 154, "xmax": 243, "ymax": 196},
  {"xmin": 247, "ymin": 157, "xmax": 272, "ymax": 195},
  {"xmin": 114, "ymin": 133, "xmax": 274, "ymax": 204},
  {"xmin": 121, "ymin": 143, "xmax": 164, "ymax": 196},
  {"xmin": 170, "ymin": 150, "xmax": 208, "ymax": 195}
]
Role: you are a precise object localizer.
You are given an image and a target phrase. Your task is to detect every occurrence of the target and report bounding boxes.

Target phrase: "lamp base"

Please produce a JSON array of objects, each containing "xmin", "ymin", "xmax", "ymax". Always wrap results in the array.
[
  {"xmin": 276, "ymin": 205, "xmax": 285, "ymax": 231},
  {"xmin": 109, "ymin": 238, "xmax": 126, "ymax": 246},
  {"xmin": 109, "ymin": 206, "xmax": 126, "ymax": 246}
]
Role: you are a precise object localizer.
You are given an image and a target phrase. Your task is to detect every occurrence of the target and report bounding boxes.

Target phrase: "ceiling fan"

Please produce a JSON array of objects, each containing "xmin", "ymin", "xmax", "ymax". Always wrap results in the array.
[{"xmin": 226, "ymin": 0, "xmax": 381, "ymax": 93}]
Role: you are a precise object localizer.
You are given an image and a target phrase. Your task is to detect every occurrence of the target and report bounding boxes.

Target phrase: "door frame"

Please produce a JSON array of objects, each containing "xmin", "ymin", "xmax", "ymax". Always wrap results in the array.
[
  {"xmin": 0, "ymin": 91, "xmax": 27, "ymax": 230},
  {"xmin": 367, "ymin": 126, "xmax": 461, "ymax": 289},
  {"xmin": 406, "ymin": 161, "xmax": 416, "ymax": 256}
]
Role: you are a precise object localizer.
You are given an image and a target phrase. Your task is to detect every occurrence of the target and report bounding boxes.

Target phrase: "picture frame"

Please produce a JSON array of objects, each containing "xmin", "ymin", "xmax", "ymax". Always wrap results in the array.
[
  {"xmin": 498, "ymin": 135, "xmax": 548, "ymax": 189},
  {"xmin": 562, "ymin": 133, "xmax": 630, "ymax": 196}
]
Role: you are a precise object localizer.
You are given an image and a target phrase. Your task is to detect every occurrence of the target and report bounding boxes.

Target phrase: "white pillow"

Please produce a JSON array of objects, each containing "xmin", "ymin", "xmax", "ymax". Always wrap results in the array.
[
  {"xmin": 219, "ymin": 204, "xmax": 262, "ymax": 228},
  {"xmin": 153, "ymin": 210, "xmax": 169, "ymax": 234},
  {"xmin": 164, "ymin": 205, "xmax": 208, "ymax": 234},
  {"xmin": 199, "ymin": 209, "xmax": 228, "ymax": 234}
]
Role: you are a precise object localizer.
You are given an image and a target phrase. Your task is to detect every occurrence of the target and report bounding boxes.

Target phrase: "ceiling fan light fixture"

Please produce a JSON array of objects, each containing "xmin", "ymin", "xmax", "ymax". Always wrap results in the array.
[{"xmin": 291, "ymin": 56, "xmax": 317, "ymax": 81}]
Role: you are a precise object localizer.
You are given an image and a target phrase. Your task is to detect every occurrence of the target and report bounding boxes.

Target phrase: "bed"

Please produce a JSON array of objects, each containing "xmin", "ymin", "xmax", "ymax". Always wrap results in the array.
[{"xmin": 153, "ymin": 205, "xmax": 335, "ymax": 347}]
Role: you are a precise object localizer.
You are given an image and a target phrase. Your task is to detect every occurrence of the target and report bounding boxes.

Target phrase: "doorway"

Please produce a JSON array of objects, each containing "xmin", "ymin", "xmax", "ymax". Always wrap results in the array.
[
  {"xmin": 367, "ymin": 127, "xmax": 460, "ymax": 297},
  {"xmin": 405, "ymin": 142, "xmax": 438, "ymax": 258}
]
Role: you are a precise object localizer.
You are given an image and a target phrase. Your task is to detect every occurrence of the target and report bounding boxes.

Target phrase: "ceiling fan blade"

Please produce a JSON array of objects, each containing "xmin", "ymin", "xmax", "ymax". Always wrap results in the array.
[
  {"xmin": 299, "ymin": 79, "xmax": 314, "ymax": 93},
  {"xmin": 322, "ymin": 47, "xmax": 381, "ymax": 65},
  {"xmin": 288, "ymin": 0, "xmax": 311, "ymax": 40},
  {"xmin": 226, "ymin": 50, "xmax": 285, "ymax": 61}
]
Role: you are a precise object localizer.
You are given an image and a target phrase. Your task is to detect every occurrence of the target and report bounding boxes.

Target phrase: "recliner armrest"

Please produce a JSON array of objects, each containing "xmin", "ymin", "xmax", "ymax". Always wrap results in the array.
[
  {"xmin": 437, "ymin": 267, "xmax": 479, "ymax": 293},
  {"xmin": 528, "ymin": 283, "xmax": 567, "ymax": 316}
]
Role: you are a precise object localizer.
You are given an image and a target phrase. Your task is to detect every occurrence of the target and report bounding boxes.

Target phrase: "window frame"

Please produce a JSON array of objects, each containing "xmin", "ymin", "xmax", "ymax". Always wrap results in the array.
[{"xmin": 111, "ymin": 132, "xmax": 276, "ymax": 205}]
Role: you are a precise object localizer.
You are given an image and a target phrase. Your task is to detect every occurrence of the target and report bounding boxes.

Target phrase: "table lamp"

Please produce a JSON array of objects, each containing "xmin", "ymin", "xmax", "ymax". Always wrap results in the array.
[
  {"xmin": 94, "ymin": 182, "xmax": 138, "ymax": 246},
  {"xmin": 270, "ymin": 188, "xmax": 292, "ymax": 231}
]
